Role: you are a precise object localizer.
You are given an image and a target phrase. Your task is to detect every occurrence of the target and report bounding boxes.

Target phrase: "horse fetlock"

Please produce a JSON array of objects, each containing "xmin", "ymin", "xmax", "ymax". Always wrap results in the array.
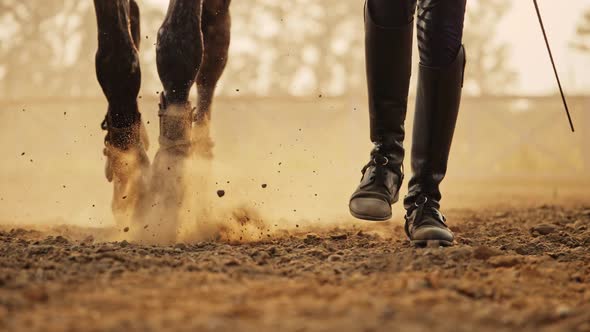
[
  {"xmin": 191, "ymin": 120, "xmax": 215, "ymax": 159},
  {"xmin": 104, "ymin": 118, "xmax": 149, "ymax": 178},
  {"xmin": 158, "ymin": 95, "xmax": 195, "ymax": 155},
  {"xmin": 104, "ymin": 144, "xmax": 149, "ymax": 178},
  {"xmin": 104, "ymin": 118, "xmax": 148, "ymax": 150},
  {"xmin": 105, "ymin": 144, "xmax": 150, "ymax": 227}
]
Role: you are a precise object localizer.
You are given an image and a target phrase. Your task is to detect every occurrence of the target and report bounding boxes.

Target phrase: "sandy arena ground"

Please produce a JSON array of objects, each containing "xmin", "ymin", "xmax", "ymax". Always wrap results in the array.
[
  {"xmin": 1, "ymin": 204, "xmax": 590, "ymax": 332},
  {"xmin": 0, "ymin": 98, "xmax": 589, "ymax": 331}
]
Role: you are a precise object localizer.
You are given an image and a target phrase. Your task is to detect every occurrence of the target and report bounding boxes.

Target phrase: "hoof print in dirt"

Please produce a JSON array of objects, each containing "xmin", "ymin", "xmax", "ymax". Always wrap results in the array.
[
  {"xmin": 473, "ymin": 246, "xmax": 503, "ymax": 260},
  {"xmin": 530, "ymin": 223, "xmax": 557, "ymax": 236},
  {"xmin": 303, "ymin": 233, "xmax": 322, "ymax": 245},
  {"xmin": 330, "ymin": 233, "xmax": 348, "ymax": 240},
  {"xmin": 488, "ymin": 255, "xmax": 523, "ymax": 268}
]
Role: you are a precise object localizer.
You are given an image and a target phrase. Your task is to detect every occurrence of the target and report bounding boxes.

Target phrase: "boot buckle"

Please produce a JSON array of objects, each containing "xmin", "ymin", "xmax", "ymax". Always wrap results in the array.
[
  {"xmin": 372, "ymin": 155, "xmax": 389, "ymax": 166},
  {"xmin": 414, "ymin": 195, "xmax": 428, "ymax": 207}
]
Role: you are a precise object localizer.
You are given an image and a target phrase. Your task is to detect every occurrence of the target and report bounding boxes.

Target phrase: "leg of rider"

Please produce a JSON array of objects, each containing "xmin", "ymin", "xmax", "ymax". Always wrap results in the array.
[
  {"xmin": 404, "ymin": 0, "xmax": 467, "ymax": 245},
  {"xmin": 349, "ymin": 0, "xmax": 417, "ymax": 221}
]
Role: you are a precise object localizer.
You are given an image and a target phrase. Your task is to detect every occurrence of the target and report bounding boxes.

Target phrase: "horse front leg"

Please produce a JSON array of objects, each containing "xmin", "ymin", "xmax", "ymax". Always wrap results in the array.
[
  {"xmin": 156, "ymin": 0, "xmax": 204, "ymax": 154},
  {"xmin": 193, "ymin": 0, "xmax": 231, "ymax": 158},
  {"xmin": 94, "ymin": 0, "xmax": 149, "ymax": 229},
  {"xmin": 146, "ymin": 0, "xmax": 205, "ymax": 243}
]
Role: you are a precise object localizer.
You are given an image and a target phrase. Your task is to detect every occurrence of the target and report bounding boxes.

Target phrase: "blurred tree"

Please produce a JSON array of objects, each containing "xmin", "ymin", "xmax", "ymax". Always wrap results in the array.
[
  {"xmin": 462, "ymin": 0, "xmax": 517, "ymax": 96},
  {"xmin": 223, "ymin": 0, "xmax": 364, "ymax": 97},
  {"xmin": 0, "ymin": 0, "xmax": 517, "ymax": 98},
  {"xmin": 571, "ymin": 9, "xmax": 590, "ymax": 172},
  {"xmin": 0, "ymin": 1, "xmax": 58, "ymax": 98},
  {"xmin": 0, "ymin": 0, "xmax": 95, "ymax": 98},
  {"xmin": 217, "ymin": 0, "xmax": 518, "ymax": 97},
  {"xmin": 137, "ymin": 3, "xmax": 166, "ymax": 96},
  {"xmin": 571, "ymin": 8, "xmax": 590, "ymax": 52}
]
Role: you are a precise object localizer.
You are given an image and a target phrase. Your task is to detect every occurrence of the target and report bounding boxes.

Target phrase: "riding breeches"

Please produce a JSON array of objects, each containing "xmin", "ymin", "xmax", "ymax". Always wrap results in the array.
[{"xmin": 367, "ymin": 0, "xmax": 467, "ymax": 67}]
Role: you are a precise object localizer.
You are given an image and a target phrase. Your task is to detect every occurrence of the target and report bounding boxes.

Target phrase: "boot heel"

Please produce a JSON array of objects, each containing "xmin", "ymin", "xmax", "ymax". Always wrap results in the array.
[{"xmin": 392, "ymin": 189, "xmax": 400, "ymax": 204}]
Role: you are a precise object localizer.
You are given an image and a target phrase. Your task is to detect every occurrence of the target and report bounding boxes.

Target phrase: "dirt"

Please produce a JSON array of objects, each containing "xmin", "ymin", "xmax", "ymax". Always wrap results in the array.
[
  {"xmin": 0, "ymin": 98, "xmax": 589, "ymax": 331},
  {"xmin": 1, "ymin": 204, "xmax": 589, "ymax": 332}
]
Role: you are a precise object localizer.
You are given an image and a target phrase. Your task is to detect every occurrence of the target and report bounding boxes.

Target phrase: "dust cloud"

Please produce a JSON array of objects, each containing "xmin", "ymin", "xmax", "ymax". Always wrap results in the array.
[
  {"xmin": 0, "ymin": 96, "xmax": 588, "ymax": 245},
  {"xmin": 120, "ymin": 98, "xmax": 368, "ymax": 245},
  {"xmin": 0, "ymin": 97, "xmax": 372, "ymax": 245}
]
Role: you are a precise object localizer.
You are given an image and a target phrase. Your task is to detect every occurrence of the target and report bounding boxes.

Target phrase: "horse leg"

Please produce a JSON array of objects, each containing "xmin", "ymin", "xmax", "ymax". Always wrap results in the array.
[
  {"xmin": 193, "ymin": 0, "xmax": 231, "ymax": 158},
  {"xmin": 147, "ymin": 0, "xmax": 205, "ymax": 243},
  {"xmin": 129, "ymin": 0, "xmax": 141, "ymax": 49},
  {"xmin": 94, "ymin": 0, "xmax": 149, "ymax": 228},
  {"xmin": 156, "ymin": 0, "xmax": 203, "ymax": 154}
]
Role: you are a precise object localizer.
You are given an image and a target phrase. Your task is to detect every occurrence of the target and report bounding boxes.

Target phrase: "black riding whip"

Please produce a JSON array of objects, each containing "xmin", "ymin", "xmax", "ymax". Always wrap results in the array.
[{"xmin": 533, "ymin": 0, "xmax": 575, "ymax": 132}]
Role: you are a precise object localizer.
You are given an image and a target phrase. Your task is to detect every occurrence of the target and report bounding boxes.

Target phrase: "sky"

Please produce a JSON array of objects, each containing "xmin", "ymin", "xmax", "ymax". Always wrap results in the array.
[
  {"xmin": 499, "ymin": 0, "xmax": 590, "ymax": 95},
  {"xmin": 148, "ymin": 0, "xmax": 590, "ymax": 95}
]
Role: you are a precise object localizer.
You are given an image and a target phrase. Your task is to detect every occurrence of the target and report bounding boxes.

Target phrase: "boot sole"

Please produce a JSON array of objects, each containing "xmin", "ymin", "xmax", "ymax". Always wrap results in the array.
[
  {"xmin": 411, "ymin": 239, "xmax": 454, "ymax": 248},
  {"xmin": 410, "ymin": 240, "xmax": 453, "ymax": 248},
  {"xmin": 349, "ymin": 210, "xmax": 392, "ymax": 221},
  {"xmin": 348, "ymin": 191, "xmax": 398, "ymax": 222}
]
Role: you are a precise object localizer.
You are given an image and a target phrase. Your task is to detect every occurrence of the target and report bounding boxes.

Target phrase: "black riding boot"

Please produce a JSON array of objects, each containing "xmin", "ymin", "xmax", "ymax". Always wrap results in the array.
[
  {"xmin": 349, "ymin": 5, "xmax": 413, "ymax": 221},
  {"xmin": 404, "ymin": 46, "xmax": 466, "ymax": 246}
]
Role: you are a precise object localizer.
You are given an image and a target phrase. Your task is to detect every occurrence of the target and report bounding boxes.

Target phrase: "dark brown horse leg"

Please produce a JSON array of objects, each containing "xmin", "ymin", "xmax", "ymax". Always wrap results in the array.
[
  {"xmin": 156, "ymin": 0, "xmax": 204, "ymax": 153},
  {"xmin": 193, "ymin": 0, "xmax": 231, "ymax": 158},
  {"xmin": 129, "ymin": 0, "xmax": 141, "ymax": 49},
  {"xmin": 128, "ymin": 0, "xmax": 150, "ymax": 150},
  {"xmin": 94, "ymin": 0, "xmax": 149, "ymax": 228},
  {"xmin": 148, "ymin": 0, "xmax": 205, "ymax": 243},
  {"xmin": 95, "ymin": 0, "xmax": 141, "ymax": 132}
]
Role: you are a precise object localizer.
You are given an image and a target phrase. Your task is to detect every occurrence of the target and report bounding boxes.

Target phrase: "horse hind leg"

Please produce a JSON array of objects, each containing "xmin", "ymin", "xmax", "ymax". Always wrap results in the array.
[
  {"xmin": 128, "ymin": 0, "xmax": 150, "ymax": 150},
  {"xmin": 94, "ymin": 0, "xmax": 150, "ymax": 230},
  {"xmin": 193, "ymin": 0, "xmax": 231, "ymax": 159}
]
